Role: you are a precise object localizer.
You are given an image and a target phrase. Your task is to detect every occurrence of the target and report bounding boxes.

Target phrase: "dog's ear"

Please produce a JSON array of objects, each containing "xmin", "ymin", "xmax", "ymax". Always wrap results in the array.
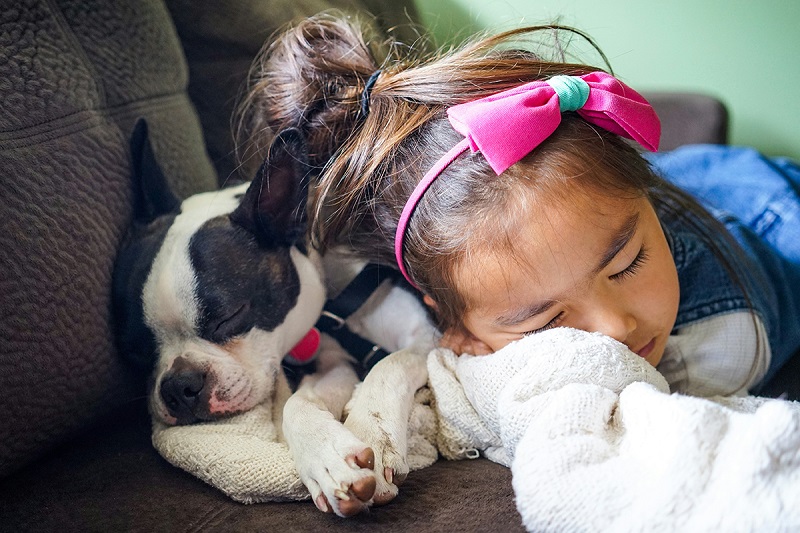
[
  {"xmin": 129, "ymin": 118, "xmax": 181, "ymax": 224},
  {"xmin": 230, "ymin": 128, "xmax": 311, "ymax": 246}
]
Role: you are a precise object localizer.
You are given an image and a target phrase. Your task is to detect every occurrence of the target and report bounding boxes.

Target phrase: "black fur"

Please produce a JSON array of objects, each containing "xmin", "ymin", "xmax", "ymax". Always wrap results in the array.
[
  {"xmin": 113, "ymin": 121, "xmax": 313, "ymax": 372},
  {"xmin": 189, "ymin": 218, "xmax": 301, "ymax": 344},
  {"xmin": 229, "ymin": 128, "xmax": 311, "ymax": 247},
  {"xmin": 113, "ymin": 119, "xmax": 181, "ymax": 368},
  {"xmin": 113, "ymin": 214, "xmax": 176, "ymax": 368}
]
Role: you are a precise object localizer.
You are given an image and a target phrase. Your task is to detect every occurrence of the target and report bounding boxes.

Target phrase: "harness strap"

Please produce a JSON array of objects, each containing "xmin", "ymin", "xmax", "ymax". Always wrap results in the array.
[{"xmin": 315, "ymin": 264, "xmax": 398, "ymax": 378}]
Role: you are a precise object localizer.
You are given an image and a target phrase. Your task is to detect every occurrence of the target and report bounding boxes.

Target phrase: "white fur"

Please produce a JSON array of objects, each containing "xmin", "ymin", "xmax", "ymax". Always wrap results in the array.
[
  {"xmin": 283, "ymin": 273, "xmax": 437, "ymax": 515},
  {"xmin": 144, "ymin": 187, "xmax": 437, "ymax": 517}
]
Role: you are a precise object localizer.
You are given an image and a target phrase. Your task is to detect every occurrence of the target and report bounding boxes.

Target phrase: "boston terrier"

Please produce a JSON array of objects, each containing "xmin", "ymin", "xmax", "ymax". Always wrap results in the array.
[{"xmin": 113, "ymin": 120, "xmax": 436, "ymax": 517}]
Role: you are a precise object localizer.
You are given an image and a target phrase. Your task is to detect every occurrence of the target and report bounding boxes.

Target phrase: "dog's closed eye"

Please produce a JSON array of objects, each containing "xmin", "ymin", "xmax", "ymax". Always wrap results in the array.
[{"xmin": 209, "ymin": 302, "xmax": 251, "ymax": 343}]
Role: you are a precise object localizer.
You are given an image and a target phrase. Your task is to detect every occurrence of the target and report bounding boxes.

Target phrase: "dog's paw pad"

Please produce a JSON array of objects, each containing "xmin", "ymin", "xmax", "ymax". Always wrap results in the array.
[
  {"xmin": 333, "ymin": 481, "xmax": 375, "ymax": 517},
  {"xmin": 392, "ymin": 467, "xmax": 408, "ymax": 486},
  {"xmin": 346, "ymin": 447, "xmax": 375, "ymax": 470},
  {"xmin": 336, "ymin": 498, "xmax": 369, "ymax": 517},
  {"xmin": 350, "ymin": 474, "xmax": 377, "ymax": 502}
]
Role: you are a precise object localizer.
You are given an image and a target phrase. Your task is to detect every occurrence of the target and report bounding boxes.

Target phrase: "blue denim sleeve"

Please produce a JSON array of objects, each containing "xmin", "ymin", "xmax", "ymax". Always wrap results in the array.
[
  {"xmin": 646, "ymin": 145, "xmax": 800, "ymax": 383},
  {"xmin": 645, "ymin": 144, "xmax": 800, "ymax": 265}
]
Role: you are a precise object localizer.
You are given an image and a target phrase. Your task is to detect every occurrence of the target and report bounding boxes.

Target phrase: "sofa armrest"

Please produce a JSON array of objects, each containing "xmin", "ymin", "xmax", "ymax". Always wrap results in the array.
[{"xmin": 643, "ymin": 92, "xmax": 729, "ymax": 151}]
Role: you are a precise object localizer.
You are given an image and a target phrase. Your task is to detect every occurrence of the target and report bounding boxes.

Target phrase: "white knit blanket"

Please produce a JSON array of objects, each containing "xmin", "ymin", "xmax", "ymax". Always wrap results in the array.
[
  {"xmin": 152, "ymin": 381, "xmax": 438, "ymax": 503},
  {"xmin": 428, "ymin": 327, "xmax": 800, "ymax": 532}
]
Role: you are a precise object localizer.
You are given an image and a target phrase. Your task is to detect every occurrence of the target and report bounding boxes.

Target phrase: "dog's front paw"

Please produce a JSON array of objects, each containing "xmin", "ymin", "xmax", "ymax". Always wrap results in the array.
[
  {"xmin": 291, "ymin": 417, "xmax": 378, "ymax": 517},
  {"xmin": 343, "ymin": 413, "xmax": 408, "ymax": 505},
  {"xmin": 311, "ymin": 447, "xmax": 376, "ymax": 517},
  {"xmin": 341, "ymin": 348, "xmax": 428, "ymax": 506}
]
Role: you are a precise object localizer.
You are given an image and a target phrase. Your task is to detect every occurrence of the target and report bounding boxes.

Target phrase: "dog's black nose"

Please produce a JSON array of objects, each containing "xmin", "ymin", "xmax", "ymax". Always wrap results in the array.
[{"xmin": 160, "ymin": 369, "xmax": 205, "ymax": 422}]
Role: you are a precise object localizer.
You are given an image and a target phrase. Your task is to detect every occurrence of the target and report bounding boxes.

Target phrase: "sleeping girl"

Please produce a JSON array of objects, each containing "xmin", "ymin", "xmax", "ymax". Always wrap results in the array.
[{"xmin": 239, "ymin": 13, "xmax": 800, "ymax": 398}]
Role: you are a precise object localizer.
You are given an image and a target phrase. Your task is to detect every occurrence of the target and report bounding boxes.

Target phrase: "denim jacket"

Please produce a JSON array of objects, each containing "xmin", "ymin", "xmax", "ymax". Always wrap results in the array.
[{"xmin": 648, "ymin": 145, "xmax": 800, "ymax": 387}]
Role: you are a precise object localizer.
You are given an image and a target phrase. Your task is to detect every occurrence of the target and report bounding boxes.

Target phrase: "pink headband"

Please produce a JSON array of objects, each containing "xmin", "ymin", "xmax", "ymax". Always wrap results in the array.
[{"xmin": 393, "ymin": 71, "xmax": 661, "ymax": 286}]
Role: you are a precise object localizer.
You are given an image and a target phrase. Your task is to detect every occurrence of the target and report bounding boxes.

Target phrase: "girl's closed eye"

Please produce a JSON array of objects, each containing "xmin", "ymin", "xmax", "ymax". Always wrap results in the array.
[
  {"xmin": 610, "ymin": 245, "xmax": 649, "ymax": 282},
  {"xmin": 521, "ymin": 245, "xmax": 648, "ymax": 337},
  {"xmin": 523, "ymin": 311, "xmax": 565, "ymax": 336}
]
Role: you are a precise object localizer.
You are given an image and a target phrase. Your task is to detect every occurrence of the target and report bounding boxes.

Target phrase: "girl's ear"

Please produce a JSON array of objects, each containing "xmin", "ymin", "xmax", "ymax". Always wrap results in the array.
[
  {"xmin": 423, "ymin": 295, "xmax": 493, "ymax": 355},
  {"xmin": 439, "ymin": 326, "xmax": 493, "ymax": 356}
]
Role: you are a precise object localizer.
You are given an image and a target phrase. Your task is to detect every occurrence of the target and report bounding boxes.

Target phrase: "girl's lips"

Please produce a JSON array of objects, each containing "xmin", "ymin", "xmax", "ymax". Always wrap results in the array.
[{"xmin": 636, "ymin": 338, "xmax": 656, "ymax": 359}]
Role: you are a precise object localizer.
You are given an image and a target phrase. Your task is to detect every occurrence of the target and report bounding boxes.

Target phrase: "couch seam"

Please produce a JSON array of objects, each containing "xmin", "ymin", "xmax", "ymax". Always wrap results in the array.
[{"xmin": 0, "ymin": 93, "xmax": 188, "ymax": 150}]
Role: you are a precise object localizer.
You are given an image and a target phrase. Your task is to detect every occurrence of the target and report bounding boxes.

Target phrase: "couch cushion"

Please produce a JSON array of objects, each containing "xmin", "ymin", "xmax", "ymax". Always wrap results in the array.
[
  {"xmin": 643, "ymin": 92, "xmax": 729, "ymax": 151},
  {"xmin": 0, "ymin": 0, "xmax": 217, "ymax": 477}
]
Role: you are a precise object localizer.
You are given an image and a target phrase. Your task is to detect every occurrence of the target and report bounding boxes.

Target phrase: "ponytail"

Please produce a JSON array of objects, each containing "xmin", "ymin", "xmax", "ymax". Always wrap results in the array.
[{"xmin": 235, "ymin": 13, "xmax": 393, "ymax": 171}]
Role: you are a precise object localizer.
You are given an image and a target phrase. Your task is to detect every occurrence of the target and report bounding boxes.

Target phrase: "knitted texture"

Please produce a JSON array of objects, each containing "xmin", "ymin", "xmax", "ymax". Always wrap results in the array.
[
  {"xmin": 428, "ymin": 327, "xmax": 800, "ymax": 532},
  {"xmin": 152, "ymin": 381, "xmax": 438, "ymax": 503},
  {"xmin": 153, "ymin": 402, "xmax": 306, "ymax": 503}
]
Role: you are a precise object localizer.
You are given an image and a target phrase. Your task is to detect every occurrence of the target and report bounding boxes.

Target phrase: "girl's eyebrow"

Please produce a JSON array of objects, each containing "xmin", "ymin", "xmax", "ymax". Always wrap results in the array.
[{"xmin": 494, "ymin": 211, "xmax": 640, "ymax": 327}]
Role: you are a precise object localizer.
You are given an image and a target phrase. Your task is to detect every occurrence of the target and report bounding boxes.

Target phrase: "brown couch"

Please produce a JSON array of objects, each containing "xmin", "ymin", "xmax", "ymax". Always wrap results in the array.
[{"xmin": 0, "ymin": 2, "xmax": 795, "ymax": 531}]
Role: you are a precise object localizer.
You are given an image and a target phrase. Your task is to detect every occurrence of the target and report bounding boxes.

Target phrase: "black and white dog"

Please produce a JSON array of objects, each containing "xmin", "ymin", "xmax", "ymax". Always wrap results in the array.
[{"xmin": 113, "ymin": 120, "xmax": 436, "ymax": 517}]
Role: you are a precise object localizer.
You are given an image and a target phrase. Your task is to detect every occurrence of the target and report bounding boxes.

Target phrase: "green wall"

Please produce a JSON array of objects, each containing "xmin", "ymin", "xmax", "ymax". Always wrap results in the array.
[{"xmin": 413, "ymin": 0, "xmax": 799, "ymax": 160}]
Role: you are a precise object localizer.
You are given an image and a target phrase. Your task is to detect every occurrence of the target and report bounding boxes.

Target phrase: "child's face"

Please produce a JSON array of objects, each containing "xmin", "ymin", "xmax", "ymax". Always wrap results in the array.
[{"xmin": 453, "ymin": 187, "xmax": 680, "ymax": 368}]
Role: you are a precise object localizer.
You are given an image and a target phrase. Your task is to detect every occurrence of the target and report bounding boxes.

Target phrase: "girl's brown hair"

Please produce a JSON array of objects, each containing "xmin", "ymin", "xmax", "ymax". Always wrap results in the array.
[{"xmin": 237, "ymin": 13, "xmax": 761, "ymax": 339}]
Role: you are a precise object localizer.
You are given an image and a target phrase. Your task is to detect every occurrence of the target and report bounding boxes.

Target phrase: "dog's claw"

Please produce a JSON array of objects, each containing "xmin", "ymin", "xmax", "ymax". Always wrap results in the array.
[
  {"xmin": 382, "ymin": 466, "xmax": 406, "ymax": 486},
  {"xmin": 315, "ymin": 494, "xmax": 332, "ymax": 513}
]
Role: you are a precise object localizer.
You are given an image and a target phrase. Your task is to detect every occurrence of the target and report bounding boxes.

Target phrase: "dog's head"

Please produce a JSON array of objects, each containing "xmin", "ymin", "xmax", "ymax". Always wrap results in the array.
[{"xmin": 113, "ymin": 120, "xmax": 325, "ymax": 425}]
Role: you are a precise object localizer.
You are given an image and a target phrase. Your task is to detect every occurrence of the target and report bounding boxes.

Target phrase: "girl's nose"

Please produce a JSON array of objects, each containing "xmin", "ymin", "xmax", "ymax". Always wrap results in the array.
[
  {"xmin": 594, "ymin": 310, "xmax": 637, "ymax": 345},
  {"xmin": 582, "ymin": 297, "xmax": 637, "ymax": 346}
]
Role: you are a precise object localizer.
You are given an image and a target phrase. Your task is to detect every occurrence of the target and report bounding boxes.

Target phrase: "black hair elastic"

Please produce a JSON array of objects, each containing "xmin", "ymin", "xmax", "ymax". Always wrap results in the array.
[{"xmin": 359, "ymin": 70, "xmax": 382, "ymax": 120}]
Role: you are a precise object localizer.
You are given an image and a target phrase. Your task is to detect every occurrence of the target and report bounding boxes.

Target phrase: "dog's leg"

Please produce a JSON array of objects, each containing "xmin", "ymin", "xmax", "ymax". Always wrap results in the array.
[
  {"xmin": 343, "ymin": 347, "xmax": 428, "ymax": 505},
  {"xmin": 283, "ymin": 335, "xmax": 376, "ymax": 517}
]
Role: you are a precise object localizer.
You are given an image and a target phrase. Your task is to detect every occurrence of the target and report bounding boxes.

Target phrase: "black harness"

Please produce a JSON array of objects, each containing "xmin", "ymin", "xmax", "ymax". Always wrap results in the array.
[
  {"xmin": 282, "ymin": 264, "xmax": 409, "ymax": 385},
  {"xmin": 316, "ymin": 263, "xmax": 401, "ymax": 378}
]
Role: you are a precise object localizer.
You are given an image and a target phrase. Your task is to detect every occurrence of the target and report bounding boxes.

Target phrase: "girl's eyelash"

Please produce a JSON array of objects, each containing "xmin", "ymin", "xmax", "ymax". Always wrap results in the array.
[
  {"xmin": 522, "ymin": 245, "xmax": 647, "ymax": 337},
  {"xmin": 523, "ymin": 311, "xmax": 565, "ymax": 336},
  {"xmin": 610, "ymin": 245, "xmax": 649, "ymax": 281}
]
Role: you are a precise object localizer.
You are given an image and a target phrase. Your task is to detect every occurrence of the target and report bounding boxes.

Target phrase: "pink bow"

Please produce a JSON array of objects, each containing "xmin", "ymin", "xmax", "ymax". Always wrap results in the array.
[
  {"xmin": 448, "ymin": 71, "xmax": 660, "ymax": 174},
  {"xmin": 395, "ymin": 72, "xmax": 661, "ymax": 287}
]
